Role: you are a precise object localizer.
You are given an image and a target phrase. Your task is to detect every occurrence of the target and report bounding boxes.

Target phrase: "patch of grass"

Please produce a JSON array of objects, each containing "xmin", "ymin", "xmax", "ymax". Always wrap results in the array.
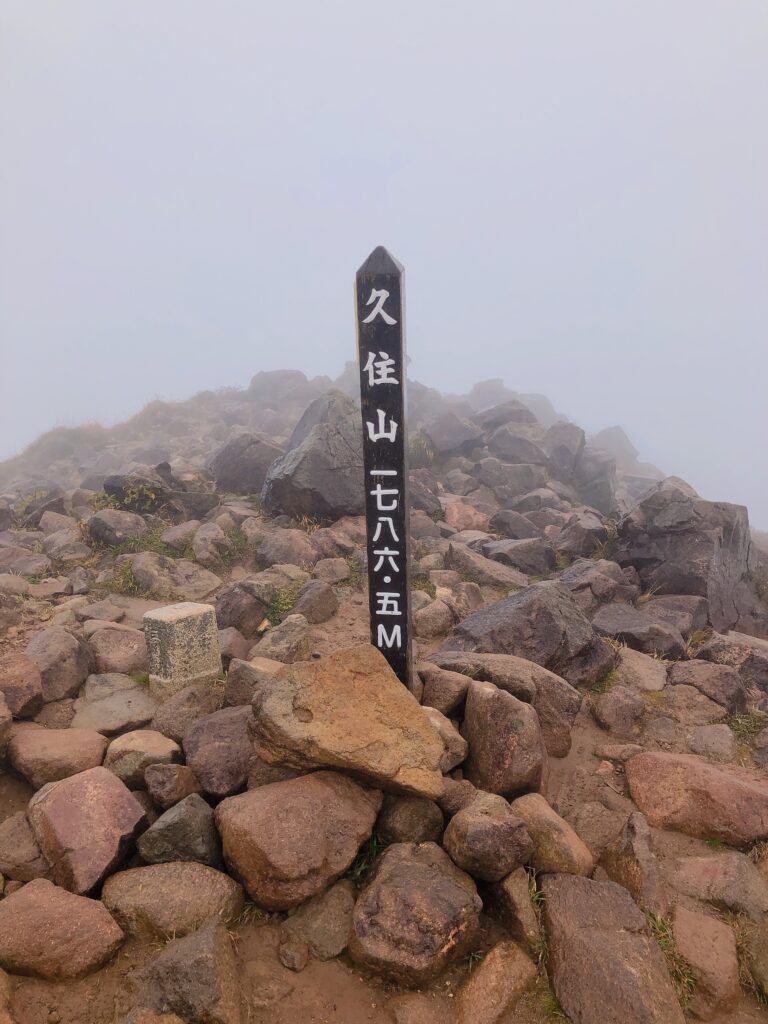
[
  {"xmin": 591, "ymin": 668, "xmax": 616, "ymax": 694},
  {"xmin": 635, "ymin": 584, "xmax": 661, "ymax": 607},
  {"xmin": 344, "ymin": 556, "xmax": 364, "ymax": 590},
  {"xmin": 411, "ymin": 574, "xmax": 437, "ymax": 599},
  {"xmin": 108, "ymin": 560, "xmax": 151, "ymax": 597},
  {"xmin": 130, "ymin": 671, "xmax": 150, "ymax": 685},
  {"xmin": 89, "ymin": 491, "xmax": 121, "ymax": 512},
  {"xmin": 748, "ymin": 840, "xmax": 768, "ymax": 865},
  {"xmin": 345, "ymin": 832, "xmax": 388, "ymax": 885},
  {"xmin": 234, "ymin": 901, "xmax": 272, "ymax": 928},
  {"xmin": 645, "ymin": 911, "xmax": 697, "ymax": 1009},
  {"xmin": 705, "ymin": 838, "xmax": 726, "ymax": 850},
  {"xmin": 409, "ymin": 431, "xmax": 435, "ymax": 468},
  {"xmin": 429, "ymin": 507, "xmax": 445, "ymax": 523},
  {"xmin": 294, "ymin": 514, "xmax": 324, "ymax": 534},
  {"xmin": 589, "ymin": 521, "xmax": 619, "ymax": 561},
  {"xmin": 642, "ymin": 689, "xmax": 668, "ymax": 709},
  {"xmin": 722, "ymin": 912, "xmax": 768, "ymax": 1007},
  {"xmin": 264, "ymin": 583, "xmax": 303, "ymax": 626},
  {"xmin": 22, "ymin": 574, "xmax": 46, "ymax": 585},
  {"xmin": 464, "ymin": 949, "xmax": 484, "ymax": 973},
  {"xmin": 725, "ymin": 711, "xmax": 768, "ymax": 743},
  {"xmin": 539, "ymin": 985, "xmax": 567, "ymax": 1020},
  {"xmin": 554, "ymin": 552, "xmax": 572, "ymax": 571},
  {"xmin": 685, "ymin": 628, "xmax": 712, "ymax": 658},
  {"xmin": 111, "ymin": 526, "xmax": 176, "ymax": 558}
]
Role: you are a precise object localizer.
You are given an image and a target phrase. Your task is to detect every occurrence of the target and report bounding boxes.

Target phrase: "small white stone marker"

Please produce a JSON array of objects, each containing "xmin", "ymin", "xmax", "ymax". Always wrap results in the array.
[{"xmin": 143, "ymin": 601, "xmax": 222, "ymax": 702}]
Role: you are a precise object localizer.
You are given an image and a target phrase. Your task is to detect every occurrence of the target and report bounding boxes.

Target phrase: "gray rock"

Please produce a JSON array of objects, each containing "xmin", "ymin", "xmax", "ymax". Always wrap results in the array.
[
  {"xmin": 71, "ymin": 673, "xmax": 158, "ymax": 735},
  {"xmin": 138, "ymin": 793, "xmax": 221, "ymax": 866},
  {"xmin": 25, "ymin": 627, "xmax": 92, "ymax": 702},
  {"xmin": 591, "ymin": 602, "xmax": 686, "ymax": 660},
  {"xmin": 88, "ymin": 509, "xmax": 148, "ymax": 547},
  {"xmin": 292, "ymin": 580, "xmax": 339, "ymax": 623},
  {"xmin": 208, "ymin": 433, "xmax": 284, "ymax": 494},
  {"xmin": 281, "ymin": 879, "xmax": 356, "ymax": 960}
]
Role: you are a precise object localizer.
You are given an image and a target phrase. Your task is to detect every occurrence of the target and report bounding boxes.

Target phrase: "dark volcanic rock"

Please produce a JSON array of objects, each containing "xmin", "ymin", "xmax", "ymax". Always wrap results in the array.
[
  {"xmin": 208, "ymin": 433, "xmax": 284, "ymax": 494},
  {"xmin": 591, "ymin": 603, "xmax": 686, "ymax": 660}
]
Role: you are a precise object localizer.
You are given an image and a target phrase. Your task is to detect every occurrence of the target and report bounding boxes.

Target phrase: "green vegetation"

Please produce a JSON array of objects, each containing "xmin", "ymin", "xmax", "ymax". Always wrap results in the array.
[
  {"xmin": 411, "ymin": 574, "xmax": 437, "ymax": 599},
  {"xmin": 408, "ymin": 431, "xmax": 436, "ymax": 468},
  {"xmin": 725, "ymin": 711, "xmax": 768, "ymax": 743},
  {"xmin": 345, "ymin": 833, "xmax": 388, "ymax": 885},
  {"xmin": 591, "ymin": 668, "xmax": 616, "ymax": 694},
  {"xmin": 344, "ymin": 556, "xmax": 364, "ymax": 590},
  {"xmin": 464, "ymin": 949, "xmax": 484, "ymax": 973},
  {"xmin": 265, "ymin": 583, "xmax": 303, "ymax": 626},
  {"xmin": 722, "ymin": 912, "xmax": 768, "ymax": 1006},
  {"xmin": 645, "ymin": 912, "xmax": 696, "ymax": 1009},
  {"xmin": 108, "ymin": 561, "xmax": 149, "ymax": 597}
]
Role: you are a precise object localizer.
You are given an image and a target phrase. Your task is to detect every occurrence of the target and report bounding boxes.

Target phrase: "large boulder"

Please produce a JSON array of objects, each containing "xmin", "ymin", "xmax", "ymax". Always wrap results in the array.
[
  {"xmin": 87, "ymin": 509, "xmax": 148, "ymax": 547},
  {"xmin": 0, "ymin": 879, "xmax": 124, "ymax": 979},
  {"xmin": 119, "ymin": 552, "xmax": 222, "ymax": 602},
  {"xmin": 25, "ymin": 627, "xmax": 92, "ymax": 702},
  {"xmin": 262, "ymin": 398, "xmax": 364, "ymax": 520},
  {"xmin": 208, "ymin": 433, "xmax": 284, "ymax": 494},
  {"xmin": 27, "ymin": 766, "xmax": 147, "ymax": 894},
  {"xmin": 626, "ymin": 752, "xmax": 768, "ymax": 845},
  {"xmin": 0, "ymin": 651, "xmax": 43, "ymax": 718},
  {"xmin": 511, "ymin": 793, "xmax": 594, "ymax": 876},
  {"xmin": 616, "ymin": 478, "xmax": 752, "ymax": 632},
  {"xmin": 444, "ymin": 582, "xmax": 614, "ymax": 687},
  {"xmin": 0, "ymin": 811, "xmax": 50, "ymax": 881},
  {"xmin": 348, "ymin": 842, "xmax": 482, "ymax": 986},
  {"xmin": 542, "ymin": 874, "xmax": 685, "ymax": 1024},
  {"xmin": 183, "ymin": 706, "xmax": 253, "ymax": 798},
  {"xmin": 591, "ymin": 603, "xmax": 686, "ymax": 660},
  {"xmin": 250, "ymin": 645, "xmax": 445, "ymax": 800},
  {"xmin": 442, "ymin": 793, "xmax": 533, "ymax": 881},
  {"xmin": 215, "ymin": 771, "xmax": 381, "ymax": 909},
  {"xmin": 102, "ymin": 863, "xmax": 243, "ymax": 939},
  {"xmin": 71, "ymin": 673, "xmax": 158, "ymax": 734},
  {"xmin": 8, "ymin": 725, "xmax": 108, "ymax": 789}
]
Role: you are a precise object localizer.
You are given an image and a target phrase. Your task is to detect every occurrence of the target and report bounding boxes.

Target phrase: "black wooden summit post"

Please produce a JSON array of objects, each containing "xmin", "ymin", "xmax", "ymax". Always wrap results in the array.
[{"xmin": 355, "ymin": 246, "xmax": 412, "ymax": 687}]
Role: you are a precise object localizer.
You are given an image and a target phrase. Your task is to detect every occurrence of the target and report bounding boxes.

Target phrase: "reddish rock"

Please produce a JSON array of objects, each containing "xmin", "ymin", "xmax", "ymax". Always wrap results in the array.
[
  {"xmin": 0, "ymin": 878, "xmax": 124, "ymax": 979},
  {"xmin": 0, "ymin": 652, "xmax": 43, "ymax": 718},
  {"xmin": 0, "ymin": 811, "xmax": 50, "ymax": 881},
  {"xmin": 25, "ymin": 627, "xmax": 92, "ymax": 702},
  {"xmin": 216, "ymin": 770, "xmax": 381, "ymax": 909},
  {"xmin": 626, "ymin": 751, "xmax": 768, "ymax": 845},
  {"xmin": 348, "ymin": 842, "xmax": 482, "ymax": 986},
  {"xmin": 455, "ymin": 940, "xmax": 537, "ymax": 1024},
  {"xmin": 669, "ymin": 852, "xmax": 768, "ymax": 921},
  {"xmin": 511, "ymin": 793, "xmax": 594, "ymax": 876},
  {"xmin": 183, "ymin": 705, "xmax": 253, "ymax": 798},
  {"xmin": 599, "ymin": 812, "xmax": 666, "ymax": 913},
  {"xmin": 151, "ymin": 680, "xmax": 224, "ymax": 744},
  {"xmin": 89, "ymin": 627, "xmax": 148, "ymax": 675},
  {"xmin": 144, "ymin": 763, "xmax": 202, "ymax": 809},
  {"xmin": 27, "ymin": 766, "xmax": 147, "ymax": 894},
  {"xmin": 8, "ymin": 725, "xmax": 107, "ymax": 789},
  {"xmin": 672, "ymin": 906, "xmax": 740, "ymax": 1019},
  {"xmin": 443, "ymin": 794, "xmax": 532, "ymax": 882},
  {"xmin": 668, "ymin": 660, "xmax": 746, "ymax": 713}
]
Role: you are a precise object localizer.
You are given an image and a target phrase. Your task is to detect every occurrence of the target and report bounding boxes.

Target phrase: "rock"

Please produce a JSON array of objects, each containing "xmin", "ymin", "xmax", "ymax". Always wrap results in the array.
[
  {"xmin": 690, "ymin": 723, "xmax": 737, "ymax": 761},
  {"xmin": 208, "ymin": 433, "xmax": 284, "ymax": 493},
  {"xmin": 0, "ymin": 652, "xmax": 43, "ymax": 717},
  {"xmin": 27, "ymin": 766, "xmax": 146, "ymax": 894},
  {"xmin": 151, "ymin": 680, "xmax": 224, "ymax": 745},
  {"xmin": 105, "ymin": 729, "xmax": 181, "ymax": 788},
  {"xmin": 430, "ymin": 651, "xmax": 581, "ymax": 758},
  {"xmin": 123, "ymin": 552, "xmax": 222, "ymax": 602},
  {"xmin": 667, "ymin": 660, "xmax": 746, "ymax": 713},
  {"xmin": 591, "ymin": 685, "xmax": 646, "ymax": 739},
  {"xmin": 455, "ymin": 940, "xmax": 537, "ymax": 1024},
  {"xmin": 248, "ymin": 613, "xmax": 310, "ymax": 663},
  {"xmin": 414, "ymin": 599, "xmax": 455, "ymax": 638},
  {"xmin": 418, "ymin": 664, "xmax": 470, "ymax": 716},
  {"xmin": 312, "ymin": 557, "xmax": 351, "ymax": 584},
  {"xmin": 0, "ymin": 812, "xmax": 50, "ymax": 881},
  {"xmin": 25, "ymin": 627, "xmax": 92, "ymax": 702},
  {"xmin": 511, "ymin": 793, "xmax": 594, "ymax": 876},
  {"xmin": 573, "ymin": 446, "xmax": 617, "ymax": 513},
  {"xmin": 159, "ymin": 520, "xmax": 199, "ymax": 554},
  {"xmin": 143, "ymin": 602, "xmax": 222, "ymax": 702},
  {"xmin": 348, "ymin": 842, "xmax": 482, "ymax": 986},
  {"xmin": 43, "ymin": 527, "xmax": 92, "ymax": 563},
  {"xmin": 292, "ymin": 580, "xmax": 338, "ymax": 623},
  {"xmin": 487, "ymin": 867, "xmax": 540, "ymax": 954},
  {"xmin": 138, "ymin": 793, "xmax": 221, "ymax": 866},
  {"xmin": 250, "ymin": 645, "xmax": 445, "ymax": 799},
  {"xmin": 103, "ymin": 863, "xmax": 243, "ymax": 938},
  {"xmin": 0, "ymin": 696, "xmax": 9, "ymax": 760},
  {"xmin": 0, "ymin": 546, "xmax": 52, "ymax": 576},
  {"xmin": 542, "ymin": 873, "xmax": 685, "ymax": 1024},
  {"xmin": 698, "ymin": 630, "xmax": 768, "ymax": 691},
  {"xmin": 190, "ymin": 523, "xmax": 232, "ymax": 567},
  {"xmin": 89, "ymin": 626, "xmax": 148, "ymax": 675},
  {"xmin": 481, "ymin": 538, "xmax": 556, "ymax": 575},
  {"xmin": 258, "ymin": 528, "xmax": 318, "ymax": 568},
  {"xmin": 377, "ymin": 795, "xmax": 444, "ymax": 845},
  {"xmin": 0, "ymin": 879, "xmax": 124, "ymax": 979},
  {"xmin": 88, "ymin": 509, "xmax": 148, "ymax": 547},
  {"xmin": 664, "ymin": 684, "xmax": 725, "ymax": 727},
  {"xmin": 218, "ymin": 627, "xmax": 250, "ymax": 669},
  {"xmin": 421, "ymin": 706, "xmax": 468, "ymax": 771},
  {"xmin": 669, "ymin": 852, "xmax": 768, "ymax": 921},
  {"xmin": 570, "ymin": 801, "xmax": 630, "ymax": 860},
  {"xmin": 280, "ymin": 879, "xmax": 356, "ymax": 959},
  {"xmin": 555, "ymin": 508, "xmax": 609, "ymax": 558},
  {"xmin": 71, "ymin": 673, "xmax": 158, "ymax": 734},
  {"xmin": 487, "ymin": 508, "xmax": 541, "ymax": 540},
  {"xmin": 672, "ymin": 906, "xmax": 740, "ymax": 1019},
  {"xmin": 444, "ymin": 543, "xmax": 528, "ymax": 589},
  {"xmin": 183, "ymin": 706, "xmax": 252, "ymax": 798},
  {"xmin": 591, "ymin": 603, "xmax": 686, "ymax": 660},
  {"xmin": 558, "ymin": 558, "xmax": 639, "ymax": 615},
  {"xmin": 444, "ymin": 501, "xmax": 489, "ymax": 532},
  {"xmin": 128, "ymin": 919, "xmax": 241, "ymax": 1024},
  {"xmin": 422, "ymin": 412, "xmax": 483, "ymax": 456},
  {"xmin": 215, "ymin": 771, "xmax": 381, "ymax": 909},
  {"xmin": 144, "ymin": 763, "xmax": 202, "ymax": 810},
  {"xmin": 386, "ymin": 994, "xmax": 450, "ymax": 1024},
  {"xmin": 443, "ymin": 794, "xmax": 533, "ymax": 882},
  {"xmin": 461, "ymin": 681, "xmax": 546, "ymax": 798},
  {"xmin": 262, "ymin": 402, "xmax": 364, "ymax": 519},
  {"xmin": 644, "ymin": 594, "xmax": 709, "ymax": 636},
  {"xmin": 616, "ymin": 478, "xmax": 751, "ymax": 632},
  {"xmin": 8, "ymin": 725, "xmax": 108, "ymax": 788},
  {"xmin": 224, "ymin": 656, "xmax": 282, "ymax": 707},
  {"xmin": 445, "ymin": 582, "xmax": 614, "ymax": 687},
  {"xmin": 599, "ymin": 812, "xmax": 666, "ymax": 912},
  {"xmin": 278, "ymin": 937, "xmax": 309, "ymax": 971},
  {"xmin": 626, "ymin": 752, "xmax": 768, "ymax": 844},
  {"xmin": 612, "ymin": 647, "xmax": 667, "ymax": 692}
]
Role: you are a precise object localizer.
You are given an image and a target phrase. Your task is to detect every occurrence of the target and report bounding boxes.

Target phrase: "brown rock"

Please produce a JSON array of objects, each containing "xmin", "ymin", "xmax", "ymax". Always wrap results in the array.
[
  {"xmin": 377, "ymin": 795, "xmax": 444, "ymax": 845},
  {"xmin": 599, "ymin": 812, "xmax": 666, "ymax": 912},
  {"xmin": 102, "ymin": 863, "xmax": 243, "ymax": 939},
  {"xmin": 89, "ymin": 627, "xmax": 148, "ymax": 675},
  {"xmin": 8, "ymin": 725, "xmax": 108, "ymax": 789},
  {"xmin": 280, "ymin": 879, "xmax": 356, "ymax": 959},
  {"xmin": 488, "ymin": 867, "xmax": 540, "ymax": 954},
  {"xmin": 144, "ymin": 763, "xmax": 202, "ymax": 809},
  {"xmin": 417, "ymin": 664, "xmax": 470, "ymax": 716},
  {"xmin": 542, "ymin": 873, "xmax": 685, "ymax": 1024},
  {"xmin": 672, "ymin": 906, "xmax": 739, "ymax": 1020},
  {"xmin": 626, "ymin": 751, "xmax": 768, "ymax": 844},
  {"xmin": 591, "ymin": 685, "xmax": 645, "ymax": 739},
  {"xmin": 0, "ymin": 812, "xmax": 50, "ymax": 881},
  {"xmin": 27, "ymin": 766, "xmax": 146, "ymax": 894},
  {"xmin": 104, "ymin": 729, "xmax": 181, "ymax": 788},
  {"xmin": 292, "ymin": 580, "xmax": 338, "ymax": 624},
  {"xmin": 0, "ymin": 652, "xmax": 43, "ymax": 718},
  {"xmin": 348, "ymin": 842, "xmax": 482, "ymax": 986},
  {"xmin": 443, "ymin": 794, "xmax": 533, "ymax": 882},
  {"xmin": 224, "ymin": 656, "xmax": 282, "ymax": 707},
  {"xmin": 668, "ymin": 660, "xmax": 746, "ymax": 713},
  {"xmin": 455, "ymin": 940, "xmax": 537, "ymax": 1024},
  {"xmin": 386, "ymin": 994, "xmax": 452, "ymax": 1024},
  {"xmin": 0, "ymin": 878, "xmax": 123, "ymax": 979},
  {"xmin": 669, "ymin": 852, "xmax": 768, "ymax": 921},
  {"xmin": 251, "ymin": 645, "xmax": 445, "ymax": 799},
  {"xmin": 511, "ymin": 793, "xmax": 594, "ymax": 876},
  {"xmin": 462, "ymin": 682, "xmax": 546, "ymax": 799},
  {"xmin": 25, "ymin": 627, "xmax": 91, "ymax": 702},
  {"xmin": 183, "ymin": 705, "xmax": 253, "ymax": 798},
  {"xmin": 128, "ymin": 919, "xmax": 241, "ymax": 1024},
  {"xmin": 215, "ymin": 771, "xmax": 381, "ymax": 909},
  {"xmin": 151, "ymin": 679, "xmax": 224, "ymax": 745}
]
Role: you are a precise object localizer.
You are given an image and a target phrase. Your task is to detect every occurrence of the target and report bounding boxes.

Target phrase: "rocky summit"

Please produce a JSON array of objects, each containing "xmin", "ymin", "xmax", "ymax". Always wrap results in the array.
[{"xmin": 0, "ymin": 366, "xmax": 767, "ymax": 1023}]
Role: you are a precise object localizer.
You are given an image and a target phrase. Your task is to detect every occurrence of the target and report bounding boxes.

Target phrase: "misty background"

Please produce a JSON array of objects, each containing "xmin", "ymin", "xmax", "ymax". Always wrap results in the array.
[{"xmin": 1, "ymin": 2, "xmax": 766, "ymax": 523}]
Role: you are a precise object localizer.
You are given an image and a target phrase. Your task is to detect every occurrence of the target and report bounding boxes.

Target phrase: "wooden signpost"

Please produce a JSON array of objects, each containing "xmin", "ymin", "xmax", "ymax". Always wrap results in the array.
[{"xmin": 355, "ymin": 246, "xmax": 412, "ymax": 687}]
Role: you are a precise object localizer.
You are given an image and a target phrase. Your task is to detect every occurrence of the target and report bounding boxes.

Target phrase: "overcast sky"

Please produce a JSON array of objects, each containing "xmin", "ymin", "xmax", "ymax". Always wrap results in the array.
[{"xmin": 1, "ymin": 2, "xmax": 766, "ymax": 523}]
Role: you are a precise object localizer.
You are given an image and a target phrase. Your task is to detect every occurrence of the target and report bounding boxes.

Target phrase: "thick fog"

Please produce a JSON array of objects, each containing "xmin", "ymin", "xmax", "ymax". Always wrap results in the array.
[{"xmin": 1, "ymin": 2, "xmax": 766, "ymax": 523}]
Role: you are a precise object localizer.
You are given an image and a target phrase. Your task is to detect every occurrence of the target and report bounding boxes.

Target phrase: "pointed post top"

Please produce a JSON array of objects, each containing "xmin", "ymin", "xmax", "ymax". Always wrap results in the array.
[{"xmin": 357, "ymin": 245, "xmax": 403, "ymax": 277}]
